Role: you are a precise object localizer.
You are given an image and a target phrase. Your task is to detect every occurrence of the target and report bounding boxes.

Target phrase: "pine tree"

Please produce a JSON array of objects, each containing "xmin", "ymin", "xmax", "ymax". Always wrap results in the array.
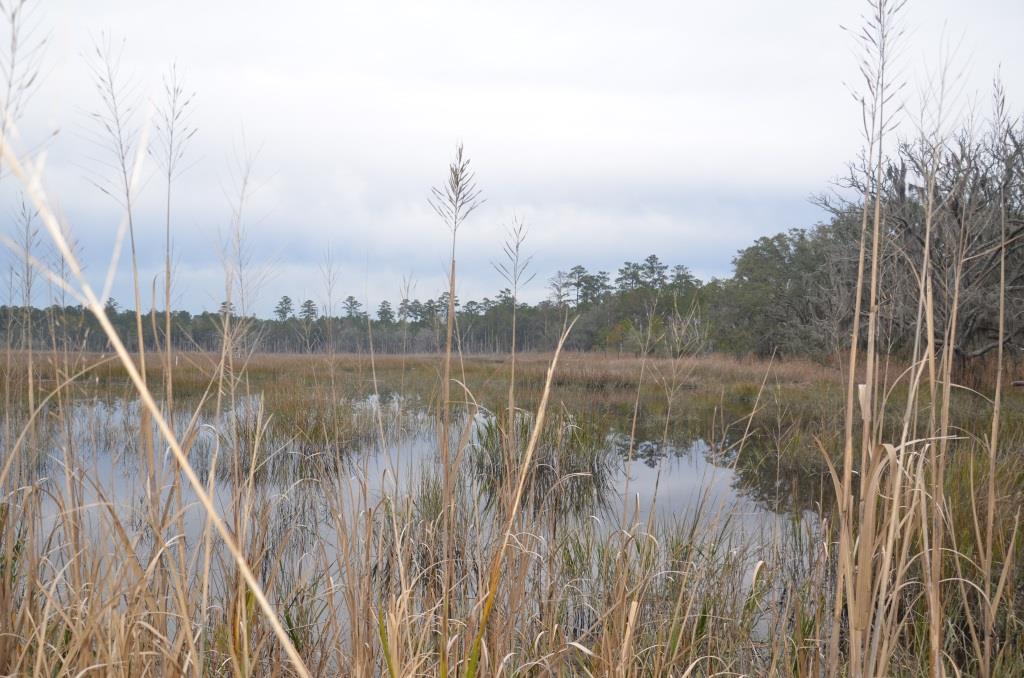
[
  {"xmin": 298, "ymin": 299, "xmax": 318, "ymax": 322},
  {"xmin": 377, "ymin": 300, "xmax": 395, "ymax": 324},
  {"xmin": 343, "ymin": 295, "xmax": 364, "ymax": 319},
  {"xmin": 274, "ymin": 295, "xmax": 294, "ymax": 321}
]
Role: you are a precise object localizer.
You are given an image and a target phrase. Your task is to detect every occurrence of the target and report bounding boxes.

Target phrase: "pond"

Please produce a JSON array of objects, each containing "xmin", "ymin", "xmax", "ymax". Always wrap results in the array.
[{"xmin": 7, "ymin": 391, "xmax": 819, "ymax": 556}]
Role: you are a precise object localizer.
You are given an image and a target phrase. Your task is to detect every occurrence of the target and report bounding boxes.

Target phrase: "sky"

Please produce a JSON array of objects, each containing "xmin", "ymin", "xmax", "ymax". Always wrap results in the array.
[{"xmin": 5, "ymin": 0, "xmax": 1024, "ymax": 317}]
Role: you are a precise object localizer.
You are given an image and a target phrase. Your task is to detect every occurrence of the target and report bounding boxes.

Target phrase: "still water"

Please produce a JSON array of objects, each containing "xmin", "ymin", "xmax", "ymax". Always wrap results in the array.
[{"xmin": 11, "ymin": 393, "xmax": 818, "ymax": 552}]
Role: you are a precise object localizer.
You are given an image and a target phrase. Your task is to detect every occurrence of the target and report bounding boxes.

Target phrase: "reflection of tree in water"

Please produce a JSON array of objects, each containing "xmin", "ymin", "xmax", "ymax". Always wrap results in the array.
[
  {"xmin": 607, "ymin": 424, "xmax": 834, "ymax": 518},
  {"xmin": 723, "ymin": 433, "xmax": 834, "ymax": 516},
  {"xmin": 606, "ymin": 431, "xmax": 700, "ymax": 468}
]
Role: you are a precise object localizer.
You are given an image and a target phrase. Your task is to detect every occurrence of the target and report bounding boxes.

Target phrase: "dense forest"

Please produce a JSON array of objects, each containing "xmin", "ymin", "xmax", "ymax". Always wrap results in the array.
[{"xmin": 4, "ymin": 104, "xmax": 1023, "ymax": 361}]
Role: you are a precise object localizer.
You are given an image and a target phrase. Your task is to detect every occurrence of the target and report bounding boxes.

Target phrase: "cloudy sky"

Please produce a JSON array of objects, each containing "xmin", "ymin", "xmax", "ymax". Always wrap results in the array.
[{"xmin": 7, "ymin": 0, "xmax": 1024, "ymax": 316}]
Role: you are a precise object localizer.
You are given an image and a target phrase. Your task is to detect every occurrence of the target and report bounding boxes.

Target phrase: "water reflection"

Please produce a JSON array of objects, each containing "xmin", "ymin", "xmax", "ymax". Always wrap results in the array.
[{"xmin": 1, "ymin": 392, "xmax": 830, "ymax": 548}]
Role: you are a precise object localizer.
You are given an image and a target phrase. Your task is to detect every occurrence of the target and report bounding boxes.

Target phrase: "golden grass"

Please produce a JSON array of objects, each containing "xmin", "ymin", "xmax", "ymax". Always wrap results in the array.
[{"xmin": 2, "ymin": 2, "xmax": 1023, "ymax": 674}]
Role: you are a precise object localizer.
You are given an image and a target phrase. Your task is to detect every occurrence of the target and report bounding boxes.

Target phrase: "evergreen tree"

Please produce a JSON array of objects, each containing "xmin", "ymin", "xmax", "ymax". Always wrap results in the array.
[
  {"xmin": 299, "ymin": 299, "xmax": 318, "ymax": 322},
  {"xmin": 669, "ymin": 264, "xmax": 697, "ymax": 290},
  {"xmin": 376, "ymin": 300, "xmax": 395, "ymax": 324},
  {"xmin": 580, "ymin": 270, "xmax": 611, "ymax": 305},
  {"xmin": 398, "ymin": 298, "xmax": 414, "ymax": 322},
  {"xmin": 640, "ymin": 254, "xmax": 668, "ymax": 288},
  {"xmin": 567, "ymin": 265, "xmax": 589, "ymax": 306},
  {"xmin": 343, "ymin": 295, "xmax": 365, "ymax": 319},
  {"xmin": 615, "ymin": 261, "xmax": 644, "ymax": 291},
  {"xmin": 274, "ymin": 295, "xmax": 294, "ymax": 321}
]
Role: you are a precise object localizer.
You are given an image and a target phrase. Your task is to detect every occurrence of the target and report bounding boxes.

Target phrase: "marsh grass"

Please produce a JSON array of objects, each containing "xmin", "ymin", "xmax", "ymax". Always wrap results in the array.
[
  {"xmin": 3, "ymin": 325, "xmax": 1019, "ymax": 675},
  {"xmin": 1, "ymin": 0, "xmax": 1024, "ymax": 675}
]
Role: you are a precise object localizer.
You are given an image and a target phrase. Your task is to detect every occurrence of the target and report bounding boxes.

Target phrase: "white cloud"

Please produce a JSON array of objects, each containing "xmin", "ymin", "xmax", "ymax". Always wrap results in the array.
[{"xmin": 4, "ymin": 0, "xmax": 1022, "ymax": 315}]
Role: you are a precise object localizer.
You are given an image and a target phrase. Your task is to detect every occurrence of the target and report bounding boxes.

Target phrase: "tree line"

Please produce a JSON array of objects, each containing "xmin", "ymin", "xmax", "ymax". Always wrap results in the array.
[{"xmin": 4, "ymin": 100, "xmax": 1022, "ymax": 364}]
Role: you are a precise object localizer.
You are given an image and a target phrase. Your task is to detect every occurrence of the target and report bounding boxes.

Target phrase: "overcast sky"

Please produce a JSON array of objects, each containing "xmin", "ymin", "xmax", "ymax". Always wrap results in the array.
[{"xmin": 6, "ymin": 0, "xmax": 1024, "ymax": 316}]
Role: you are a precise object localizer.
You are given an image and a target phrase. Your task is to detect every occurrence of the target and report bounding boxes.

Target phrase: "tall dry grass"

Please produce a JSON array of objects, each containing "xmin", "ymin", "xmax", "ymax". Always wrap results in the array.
[{"xmin": 0, "ymin": 0, "xmax": 1022, "ymax": 676}]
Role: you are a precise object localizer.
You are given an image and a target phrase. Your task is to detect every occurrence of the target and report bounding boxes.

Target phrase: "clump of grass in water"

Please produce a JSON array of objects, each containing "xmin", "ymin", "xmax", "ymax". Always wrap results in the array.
[{"xmin": 470, "ymin": 409, "xmax": 618, "ymax": 520}]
